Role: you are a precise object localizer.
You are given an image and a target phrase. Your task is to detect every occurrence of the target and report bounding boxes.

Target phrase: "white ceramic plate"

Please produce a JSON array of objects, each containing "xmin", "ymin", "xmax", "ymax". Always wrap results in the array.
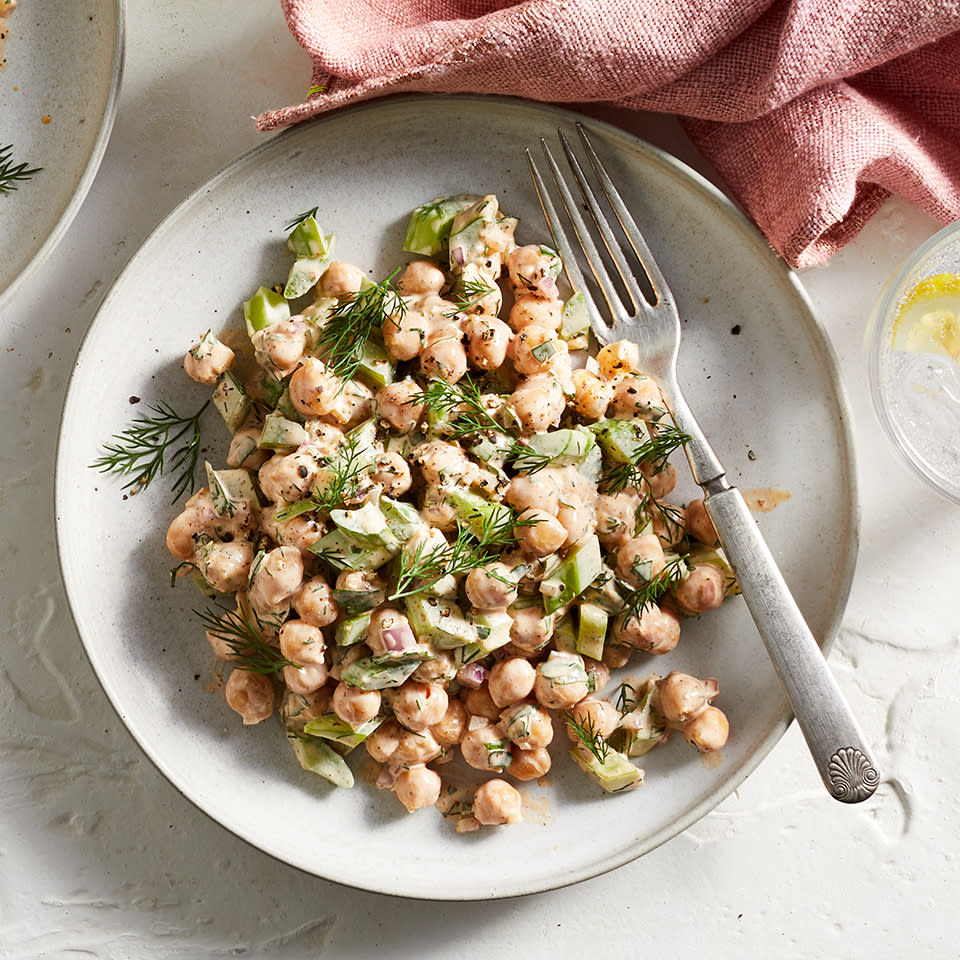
[
  {"xmin": 56, "ymin": 96, "xmax": 857, "ymax": 900},
  {"xmin": 0, "ymin": 0, "xmax": 124, "ymax": 311}
]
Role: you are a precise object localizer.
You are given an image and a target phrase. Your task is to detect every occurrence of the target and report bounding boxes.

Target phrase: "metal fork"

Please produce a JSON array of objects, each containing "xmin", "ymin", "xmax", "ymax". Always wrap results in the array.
[{"xmin": 528, "ymin": 124, "xmax": 879, "ymax": 803}]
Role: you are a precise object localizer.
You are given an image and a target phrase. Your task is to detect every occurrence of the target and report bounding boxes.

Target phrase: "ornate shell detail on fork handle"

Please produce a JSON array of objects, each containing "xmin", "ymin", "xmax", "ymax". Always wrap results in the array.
[{"xmin": 829, "ymin": 747, "xmax": 880, "ymax": 803}]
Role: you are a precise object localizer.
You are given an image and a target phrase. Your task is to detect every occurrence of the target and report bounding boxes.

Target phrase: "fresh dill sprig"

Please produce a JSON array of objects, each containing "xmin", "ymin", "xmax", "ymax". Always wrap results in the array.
[
  {"xmin": 315, "ymin": 270, "xmax": 404, "ymax": 381},
  {"xmin": 91, "ymin": 400, "xmax": 210, "ymax": 502},
  {"xmin": 442, "ymin": 277, "xmax": 497, "ymax": 317},
  {"xmin": 418, "ymin": 376, "xmax": 507, "ymax": 438},
  {"xmin": 274, "ymin": 431, "xmax": 367, "ymax": 521},
  {"xmin": 561, "ymin": 709, "xmax": 611, "ymax": 763},
  {"xmin": 194, "ymin": 605, "xmax": 297, "ymax": 675},
  {"xmin": 599, "ymin": 424, "xmax": 691, "ymax": 494},
  {"xmin": 635, "ymin": 494, "xmax": 687, "ymax": 544},
  {"xmin": 390, "ymin": 508, "xmax": 530, "ymax": 600},
  {"xmin": 0, "ymin": 144, "xmax": 42, "ymax": 196},
  {"xmin": 504, "ymin": 439, "xmax": 553, "ymax": 476},
  {"xmin": 284, "ymin": 206, "xmax": 319, "ymax": 231},
  {"xmin": 615, "ymin": 681, "xmax": 638, "ymax": 715},
  {"xmin": 617, "ymin": 554, "xmax": 689, "ymax": 628}
]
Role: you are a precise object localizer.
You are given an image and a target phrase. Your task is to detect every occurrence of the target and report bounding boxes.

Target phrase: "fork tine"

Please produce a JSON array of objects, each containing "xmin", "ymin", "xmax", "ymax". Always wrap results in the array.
[
  {"xmin": 534, "ymin": 138, "xmax": 630, "ymax": 328},
  {"xmin": 555, "ymin": 129, "xmax": 649, "ymax": 313},
  {"xmin": 575, "ymin": 122, "xmax": 673, "ymax": 309},
  {"xmin": 525, "ymin": 148, "xmax": 609, "ymax": 341}
]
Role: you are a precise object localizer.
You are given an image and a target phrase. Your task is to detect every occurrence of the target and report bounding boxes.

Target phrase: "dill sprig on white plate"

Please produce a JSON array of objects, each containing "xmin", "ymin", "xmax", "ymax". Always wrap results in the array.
[{"xmin": 0, "ymin": 143, "xmax": 42, "ymax": 195}]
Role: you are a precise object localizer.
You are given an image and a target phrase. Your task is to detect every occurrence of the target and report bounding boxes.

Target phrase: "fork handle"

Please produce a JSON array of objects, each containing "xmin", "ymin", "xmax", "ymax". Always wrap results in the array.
[{"xmin": 703, "ymin": 486, "xmax": 880, "ymax": 802}]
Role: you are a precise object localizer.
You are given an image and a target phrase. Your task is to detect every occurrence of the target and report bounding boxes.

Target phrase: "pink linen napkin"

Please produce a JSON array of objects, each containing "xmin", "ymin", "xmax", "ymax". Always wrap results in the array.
[{"xmin": 257, "ymin": 0, "xmax": 960, "ymax": 268}]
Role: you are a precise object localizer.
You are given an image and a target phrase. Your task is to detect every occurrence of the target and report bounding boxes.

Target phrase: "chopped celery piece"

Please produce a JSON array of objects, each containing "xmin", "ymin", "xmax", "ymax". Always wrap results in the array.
[
  {"xmin": 405, "ymin": 595, "xmax": 478, "ymax": 649},
  {"xmin": 589, "ymin": 418, "xmax": 650, "ymax": 464},
  {"xmin": 340, "ymin": 656, "xmax": 419, "ymax": 690},
  {"xmin": 303, "ymin": 712, "xmax": 382, "ymax": 751},
  {"xmin": 204, "ymin": 462, "xmax": 259, "ymax": 517},
  {"xmin": 212, "ymin": 371, "xmax": 251, "ymax": 434},
  {"xmin": 329, "ymin": 500, "xmax": 399, "ymax": 548},
  {"xmin": 309, "ymin": 528, "xmax": 397, "ymax": 571},
  {"xmin": 284, "ymin": 255, "xmax": 331, "ymax": 299},
  {"xmin": 331, "ymin": 589, "xmax": 385, "ymax": 616},
  {"xmin": 243, "ymin": 285, "xmax": 289, "ymax": 335},
  {"xmin": 443, "ymin": 488, "xmax": 512, "ymax": 539},
  {"xmin": 540, "ymin": 535, "xmax": 603, "ymax": 615},
  {"xmin": 289, "ymin": 735, "xmax": 354, "ymax": 788},
  {"xmin": 457, "ymin": 609, "xmax": 513, "ymax": 663},
  {"xmin": 381, "ymin": 497, "xmax": 422, "ymax": 542},
  {"xmin": 286, "ymin": 216, "xmax": 332, "ymax": 259},
  {"xmin": 513, "ymin": 427, "xmax": 596, "ymax": 472},
  {"xmin": 552, "ymin": 614, "xmax": 577, "ymax": 654},
  {"xmin": 356, "ymin": 339, "xmax": 395, "ymax": 388},
  {"xmin": 274, "ymin": 384, "xmax": 304, "ymax": 423},
  {"xmin": 576, "ymin": 602, "xmax": 608, "ymax": 661},
  {"xmin": 561, "ymin": 290, "xmax": 590, "ymax": 340},
  {"xmin": 335, "ymin": 611, "xmax": 371, "ymax": 647},
  {"xmin": 569, "ymin": 746, "xmax": 642, "ymax": 793},
  {"xmin": 258, "ymin": 412, "xmax": 307, "ymax": 450},
  {"xmin": 403, "ymin": 194, "xmax": 478, "ymax": 256}
]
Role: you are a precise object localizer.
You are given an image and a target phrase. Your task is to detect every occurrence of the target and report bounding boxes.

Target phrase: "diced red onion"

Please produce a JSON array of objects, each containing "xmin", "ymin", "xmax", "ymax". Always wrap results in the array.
[
  {"xmin": 705, "ymin": 677, "xmax": 719, "ymax": 699},
  {"xmin": 376, "ymin": 763, "xmax": 400, "ymax": 789},
  {"xmin": 457, "ymin": 662, "xmax": 489, "ymax": 689},
  {"xmin": 536, "ymin": 275, "xmax": 559, "ymax": 299},
  {"xmin": 382, "ymin": 623, "xmax": 416, "ymax": 652},
  {"xmin": 451, "ymin": 244, "xmax": 466, "ymax": 266}
]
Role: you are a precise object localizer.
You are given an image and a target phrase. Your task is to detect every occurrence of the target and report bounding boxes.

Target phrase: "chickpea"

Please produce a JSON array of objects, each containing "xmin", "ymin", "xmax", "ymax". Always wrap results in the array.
[
  {"xmin": 556, "ymin": 497, "xmax": 594, "ymax": 547},
  {"xmin": 473, "ymin": 779, "xmax": 523, "ymax": 825},
  {"xmin": 500, "ymin": 702, "xmax": 554, "ymax": 750},
  {"xmin": 570, "ymin": 369, "xmax": 613, "ymax": 420},
  {"xmin": 595, "ymin": 491, "xmax": 640, "ymax": 546},
  {"xmin": 641, "ymin": 460, "xmax": 678, "ymax": 500},
  {"xmin": 431, "ymin": 698, "xmax": 469, "ymax": 746},
  {"xmin": 365, "ymin": 718, "xmax": 401, "ymax": 762},
  {"xmin": 194, "ymin": 539, "xmax": 254, "ymax": 594},
  {"xmin": 533, "ymin": 652, "xmax": 590, "ymax": 710},
  {"xmin": 508, "ymin": 295, "xmax": 562, "ymax": 332},
  {"xmin": 279, "ymin": 619, "xmax": 326, "ymax": 666},
  {"xmin": 512, "ymin": 324, "xmax": 567, "ymax": 377},
  {"xmin": 370, "ymin": 451, "xmax": 412, "ymax": 497},
  {"xmin": 391, "ymin": 680, "xmax": 449, "ymax": 732},
  {"xmin": 183, "ymin": 332, "xmax": 234, "ymax": 385},
  {"xmin": 166, "ymin": 508, "xmax": 204, "ymax": 560},
  {"xmin": 286, "ymin": 357, "xmax": 339, "ymax": 417},
  {"xmin": 685, "ymin": 498, "xmax": 719, "ymax": 546},
  {"xmin": 269, "ymin": 509, "xmax": 326, "ymax": 556},
  {"xmin": 656, "ymin": 673, "xmax": 712, "ymax": 723},
  {"xmin": 398, "ymin": 259, "xmax": 446, "ymax": 295},
  {"xmin": 383, "ymin": 307, "xmax": 430, "ymax": 360},
  {"xmin": 393, "ymin": 726, "xmax": 443, "ymax": 765},
  {"xmin": 509, "ymin": 606, "xmax": 554, "ymax": 653},
  {"xmin": 584, "ymin": 658, "xmax": 610, "ymax": 693},
  {"xmin": 367, "ymin": 607, "xmax": 416, "ymax": 657},
  {"xmin": 393, "ymin": 764, "xmax": 442, "ymax": 812},
  {"xmin": 610, "ymin": 374, "xmax": 666, "ymax": 421},
  {"xmin": 335, "ymin": 569, "xmax": 386, "ymax": 594},
  {"xmin": 508, "ymin": 745, "xmax": 552, "ymax": 781},
  {"xmin": 282, "ymin": 686, "xmax": 332, "ymax": 731},
  {"xmin": 514, "ymin": 508, "xmax": 567, "ymax": 558},
  {"xmin": 674, "ymin": 564, "xmax": 726, "ymax": 613},
  {"xmin": 507, "ymin": 376, "xmax": 565, "ymax": 435},
  {"xmin": 505, "ymin": 474, "xmax": 560, "ymax": 516},
  {"xmin": 420, "ymin": 333, "xmax": 468, "ymax": 384},
  {"xmin": 317, "ymin": 261, "xmax": 366, "ymax": 298},
  {"xmin": 332, "ymin": 681, "xmax": 381, "ymax": 729},
  {"xmin": 613, "ymin": 602, "xmax": 680, "ymax": 655},
  {"xmin": 597, "ymin": 339, "xmax": 640, "ymax": 380},
  {"xmin": 324, "ymin": 378, "xmax": 374, "ymax": 428},
  {"xmin": 463, "ymin": 315, "xmax": 512, "ymax": 370},
  {"xmin": 413, "ymin": 651, "xmax": 456, "ymax": 683},
  {"xmin": 602, "ymin": 643, "xmax": 632, "ymax": 669},
  {"xmin": 258, "ymin": 450, "xmax": 320, "ymax": 503},
  {"xmin": 293, "ymin": 576, "xmax": 339, "ymax": 628},
  {"xmin": 682, "ymin": 706, "xmax": 729, "ymax": 752},
  {"xmin": 565, "ymin": 698, "xmax": 620, "ymax": 741},
  {"xmin": 616, "ymin": 534, "xmax": 666, "ymax": 587},
  {"xmin": 283, "ymin": 661, "xmax": 328, "ymax": 696},
  {"xmin": 224, "ymin": 668, "xmax": 275, "ymax": 725},
  {"xmin": 251, "ymin": 319, "xmax": 309, "ymax": 377},
  {"xmin": 303, "ymin": 420, "xmax": 344, "ymax": 457},
  {"xmin": 377, "ymin": 379, "xmax": 424, "ymax": 433},
  {"xmin": 249, "ymin": 546, "xmax": 304, "ymax": 610},
  {"xmin": 465, "ymin": 562, "xmax": 518, "ymax": 610},
  {"xmin": 507, "ymin": 245, "xmax": 561, "ymax": 296},
  {"xmin": 460, "ymin": 722, "xmax": 512, "ymax": 771},
  {"xmin": 488, "ymin": 658, "xmax": 536, "ymax": 708},
  {"xmin": 463, "ymin": 684, "xmax": 502, "ymax": 722}
]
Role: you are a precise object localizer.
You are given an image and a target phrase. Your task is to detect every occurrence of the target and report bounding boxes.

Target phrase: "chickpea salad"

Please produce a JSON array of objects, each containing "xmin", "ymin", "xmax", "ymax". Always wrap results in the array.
[{"xmin": 100, "ymin": 193, "xmax": 739, "ymax": 831}]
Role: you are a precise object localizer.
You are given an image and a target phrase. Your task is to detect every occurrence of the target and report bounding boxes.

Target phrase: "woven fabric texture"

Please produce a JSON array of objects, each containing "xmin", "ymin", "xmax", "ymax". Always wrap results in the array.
[{"xmin": 257, "ymin": 0, "xmax": 960, "ymax": 267}]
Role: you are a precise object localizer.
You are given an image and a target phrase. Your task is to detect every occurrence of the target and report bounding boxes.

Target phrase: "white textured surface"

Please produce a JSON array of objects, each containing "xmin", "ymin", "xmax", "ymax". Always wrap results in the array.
[{"xmin": 1, "ymin": 0, "xmax": 957, "ymax": 955}]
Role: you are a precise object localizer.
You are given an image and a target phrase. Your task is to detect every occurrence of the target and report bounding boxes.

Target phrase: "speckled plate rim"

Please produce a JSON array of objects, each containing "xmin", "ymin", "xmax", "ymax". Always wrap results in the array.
[
  {"xmin": 0, "ymin": 0, "xmax": 125, "ymax": 313},
  {"xmin": 55, "ymin": 94, "xmax": 859, "ymax": 900}
]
